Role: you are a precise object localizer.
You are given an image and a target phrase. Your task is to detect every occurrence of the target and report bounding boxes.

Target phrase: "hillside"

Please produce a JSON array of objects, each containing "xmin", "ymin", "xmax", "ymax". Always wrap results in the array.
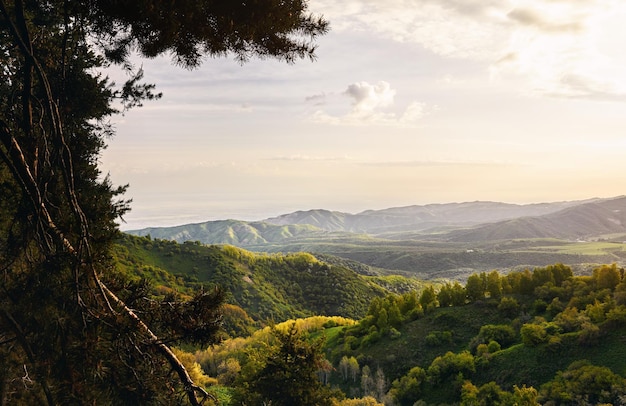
[
  {"xmin": 128, "ymin": 219, "xmax": 335, "ymax": 244},
  {"xmin": 113, "ymin": 234, "xmax": 426, "ymax": 331},
  {"xmin": 444, "ymin": 195, "xmax": 626, "ymax": 242},
  {"xmin": 192, "ymin": 263, "xmax": 626, "ymax": 405},
  {"xmin": 114, "ymin": 234, "xmax": 626, "ymax": 405}
]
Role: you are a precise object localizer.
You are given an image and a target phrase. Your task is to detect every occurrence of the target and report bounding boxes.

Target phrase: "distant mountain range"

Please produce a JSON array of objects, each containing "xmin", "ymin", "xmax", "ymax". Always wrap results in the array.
[
  {"xmin": 128, "ymin": 196, "xmax": 624, "ymax": 244},
  {"xmin": 126, "ymin": 196, "xmax": 626, "ymax": 277},
  {"xmin": 262, "ymin": 200, "xmax": 586, "ymax": 234},
  {"xmin": 446, "ymin": 196, "xmax": 626, "ymax": 242}
]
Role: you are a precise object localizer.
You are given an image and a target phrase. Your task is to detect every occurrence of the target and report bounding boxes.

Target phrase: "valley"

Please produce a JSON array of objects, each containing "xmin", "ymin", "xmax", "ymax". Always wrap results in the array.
[
  {"xmin": 116, "ymin": 196, "xmax": 626, "ymax": 405},
  {"xmin": 128, "ymin": 196, "xmax": 626, "ymax": 280}
]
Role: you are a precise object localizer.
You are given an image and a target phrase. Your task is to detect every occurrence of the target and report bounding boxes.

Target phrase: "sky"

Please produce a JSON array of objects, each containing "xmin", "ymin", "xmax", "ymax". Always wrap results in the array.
[{"xmin": 100, "ymin": 0, "xmax": 626, "ymax": 230}]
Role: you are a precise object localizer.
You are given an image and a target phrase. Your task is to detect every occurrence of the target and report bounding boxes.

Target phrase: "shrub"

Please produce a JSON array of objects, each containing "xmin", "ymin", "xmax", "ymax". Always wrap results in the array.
[
  {"xmin": 520, "ymin": 323, "xmax": 548, "ymax": 347},
  {"xmin": 497, "ymin": 296, "xmax": 520, "ymax": 318}
]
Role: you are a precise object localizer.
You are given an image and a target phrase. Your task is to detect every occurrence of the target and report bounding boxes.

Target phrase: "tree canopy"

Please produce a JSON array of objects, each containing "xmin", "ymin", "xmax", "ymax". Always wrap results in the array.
[{"xmin": 0, "ymin": 0, "xmax": 327, "ymax": 404}]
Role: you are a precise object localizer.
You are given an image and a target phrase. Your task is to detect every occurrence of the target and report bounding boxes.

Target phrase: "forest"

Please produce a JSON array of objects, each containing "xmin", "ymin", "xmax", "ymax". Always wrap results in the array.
[{"xmin": 114, "ymin": 235, "xmax": 626, "ymax": 405}]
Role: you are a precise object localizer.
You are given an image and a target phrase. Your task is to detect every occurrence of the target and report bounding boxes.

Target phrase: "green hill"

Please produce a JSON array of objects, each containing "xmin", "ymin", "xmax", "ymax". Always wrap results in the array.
[
  {"xmin": 127, "ymin": 219, "xmax": 337, "ymax": 244},
  {"xmin": 113, "ymin": 234, "xmax": 426, "ymax": 330},
  {"xmin": 196, "ymin": 263, "xmax": 626, "ymax": 405}
]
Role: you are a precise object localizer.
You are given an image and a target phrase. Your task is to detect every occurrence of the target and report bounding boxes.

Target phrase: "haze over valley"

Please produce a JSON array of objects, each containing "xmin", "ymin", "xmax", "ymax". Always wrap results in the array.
[{"xmin": 128, "ymin": 195, "xmax": 626, "ymax": 280}]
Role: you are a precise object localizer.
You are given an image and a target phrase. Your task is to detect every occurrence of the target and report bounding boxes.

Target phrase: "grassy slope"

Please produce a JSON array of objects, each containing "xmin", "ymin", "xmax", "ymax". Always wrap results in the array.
[
  {"xmin": 322, "ymin": 293, "xmax": 626, "ymax": 405},
  {"xmin": 113, "ymin": 234, "xmax": 405, "ymax": 323}
]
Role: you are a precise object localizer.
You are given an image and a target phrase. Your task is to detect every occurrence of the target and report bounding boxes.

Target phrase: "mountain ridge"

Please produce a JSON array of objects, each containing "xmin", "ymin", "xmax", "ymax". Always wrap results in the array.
[
  {"xmin": 125, "ymin": 195, "xmax": 626, "ymax": 281},
  {"xmin": 127, "ymin": 197, "xmax": 615, "ymax": 243},
  {"xmin": 442, "ymin": 196, "xmax": 626, "ymax": 242}
]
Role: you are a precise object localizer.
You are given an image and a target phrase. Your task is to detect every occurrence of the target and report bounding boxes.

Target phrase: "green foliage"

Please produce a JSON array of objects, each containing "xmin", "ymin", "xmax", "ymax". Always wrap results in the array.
[
  {"xmin": 497, "ymin": 296, "xmax": 520, "ymax": 318},
  {"xmin": 470, "ymin": 324, "xmax": 516, "ymax": 352},
  {"xmin": 539, "ymin": 361, "xmax": 626, "ymax": 405},
  {"xmin": 594, "ymin": 263, "xmax": 622, "ymax": 290},
  {"xmin": 419, "ymin": 285, "xmax": 439, "ymax": 311},
  {"xmin": 115, "ymin": 235, "xmax": 389, "ymax": 324},
  {"xmin": 520, "ymin": 323, "xmax": 549, "ymax": 347},
  {"xmin": 427, "ymin": 351, "xmax": 475, "ymax": 384},
  {"xmin": 233, "ymin": 323, "xmax": 340, "ymax": 406},
  {"xmin": 486, "ymin": 270, "xmax": 503, "ymax": 300},
  {"xmin": 425, "ymin": 330, "xmax": 453, "ymax": 347},
  {"xmin": 466, "ymin": 273, "xmax": 486, "ymax": 302},
  {"xmin": 185, "ymin": 262, "xmax": 626, "ymax": 405},
  {"xmin": 389, "ymin": 366, "xmax": 427, "ymax": 405}
]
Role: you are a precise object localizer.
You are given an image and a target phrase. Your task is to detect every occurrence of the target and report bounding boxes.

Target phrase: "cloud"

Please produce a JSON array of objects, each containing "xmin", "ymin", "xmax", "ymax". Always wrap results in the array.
[
  {"xmin": 344, "ymin": 81, "xmax": 395, "ymax": 113},
  {"xmin": 311, "ymin": 0, "xmax": 626, "ymax": 101},
  {"xmin": 309, "ymin": 81, "xmax": 434, "ymax": 126},
  {"xmin": 548, "ymin": 74, "xmax": 626, "ymax": 101},
  {"xmin": 305, "ymin": 92, "xmax": 328, "ymax": 106},
  {"xmin": 507, "ymin": 8, "xmax": 583, "ymax": 33}
]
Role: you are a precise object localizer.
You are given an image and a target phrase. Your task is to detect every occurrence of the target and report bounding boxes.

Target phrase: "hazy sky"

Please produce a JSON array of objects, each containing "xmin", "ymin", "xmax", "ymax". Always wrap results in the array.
[{"xmin": 100, "ymin": 0, "xmax": 626, "ymax": 230}]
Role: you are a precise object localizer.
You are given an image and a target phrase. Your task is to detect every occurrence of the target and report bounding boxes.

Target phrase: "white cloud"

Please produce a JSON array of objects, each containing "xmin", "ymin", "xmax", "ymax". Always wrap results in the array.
[
  {"xmin": 309, "ymin": 81, "xmax": 434, "ymax": 126},
  {"xmin": 311, "ymin": 0, "xmax": 626, "ymax": 101},
  {"xmin": 344, "ymin": 81, "xmax": 395, "ymax": 113}
]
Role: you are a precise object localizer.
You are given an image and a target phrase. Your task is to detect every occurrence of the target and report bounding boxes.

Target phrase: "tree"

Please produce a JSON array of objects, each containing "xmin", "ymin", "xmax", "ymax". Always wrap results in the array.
[
  {"xmin": 470, "ymin": 324, "xmax": 516, "ymax": 352},
  {"xmin": 339, "ymin": 355, "xmax": 360, "ymax": 383},
  {"xmin": 539, "ymin": 361, "xmax": 626, "ymax": 405},
  {"xmin": 339, "ymin": 356, "xmax": 351, "ymax": 381},
  {"xmin": 438, "ymin": 283, "xmax": 454, "ymax": 307},
  {"xmin": 389, "ymin": 366, "xmax": 426, "ymax": 405},
  {"xmin": 466, "ymin": 274, "xmax": 485, "ymax": 302},
  {"xmin": 594, "ymin": 263, "xmax": 621, "ymax": 291},
  {"xmin": 419, "ymin": 285, "xmax": 438, "ymax": 310},
  {"xmin": 520, "ymin": 323, "xmax": 548, "ymax": 347},
  {"xmin": 427, "ymin": 351, "xmax": 475, "ymax": 384},
  {"xmin": 497, "ymin": 296, "xmax": 520, "ymax": 318},
  {"xmin": 349, "ymin": 356, "xmax": 361, "ymax": 383},
  {"xmin": 361, "ymin": 365, "xmax": 375, "ymax": 398},
  {"xmin": 237, "ymin": 324, "xmax": 339, "ymax": 406},
  {"xmin": 486, "ymin": 270, "xmax": 502, "ymax": 299},
  {"xmin": 450, "ymin": 281, "xmax": 468, "ymax": 306},
  {"xmin": 0, "ymin": 1, "xmax": 328, "ymax": 404},
  {"xmin": 374, "ymin": 367, "xmax": 387, "ymax": 402}
]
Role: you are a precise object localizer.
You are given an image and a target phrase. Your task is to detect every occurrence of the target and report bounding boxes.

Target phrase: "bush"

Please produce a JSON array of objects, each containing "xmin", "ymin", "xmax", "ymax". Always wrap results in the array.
[
  {"xmin": 427, "ymin": 351, "xmax": 475, "ymax": 384},
  {"xmin": 539, "ymin": 361, "xmax": 626, "ymax": 405},
  {"xmin": 487, "ymin": 340, "xmax": 501, "ymax": 353},
  {"xmin": 389, "ymin": 366, "xmax": 427, "ymax": 405},
  {"xmin": 577, "ymin": 322, "xmax": 601, "ymax": 347},
  {"xmin": 425, "ymin": 330, "xmax": 453, "ymax": 347},
  {"xmin": 497, "ymin": 296, "xmax": 520, "ymax": 318},
  {"xmin": 520, "ymin": 323, "xmax": 548, "ymax": 347},
  {"xmin": 470, "ymin": 324, "xmax": 516, "ymax": 351}
]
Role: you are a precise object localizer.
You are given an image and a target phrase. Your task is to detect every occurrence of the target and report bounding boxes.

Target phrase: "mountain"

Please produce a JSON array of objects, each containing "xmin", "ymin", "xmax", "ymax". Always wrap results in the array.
[
  {"xmin": 129, "ymin": 219, "xmax": 334, "ymax": 244},
  {"xmin": 128, "ymin": 199, "xmax": 595, "ymax": 243},
  {"xmin": 126, "ymin": 197, "xmax": 626, "ymax": 279},
  {"xmin": 262, "ymin": 200, "xmax": 588, "ymax": 235},
  {"xmin": 443, "ymin": 196, "xmax": 626, "ymax": 242}
]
